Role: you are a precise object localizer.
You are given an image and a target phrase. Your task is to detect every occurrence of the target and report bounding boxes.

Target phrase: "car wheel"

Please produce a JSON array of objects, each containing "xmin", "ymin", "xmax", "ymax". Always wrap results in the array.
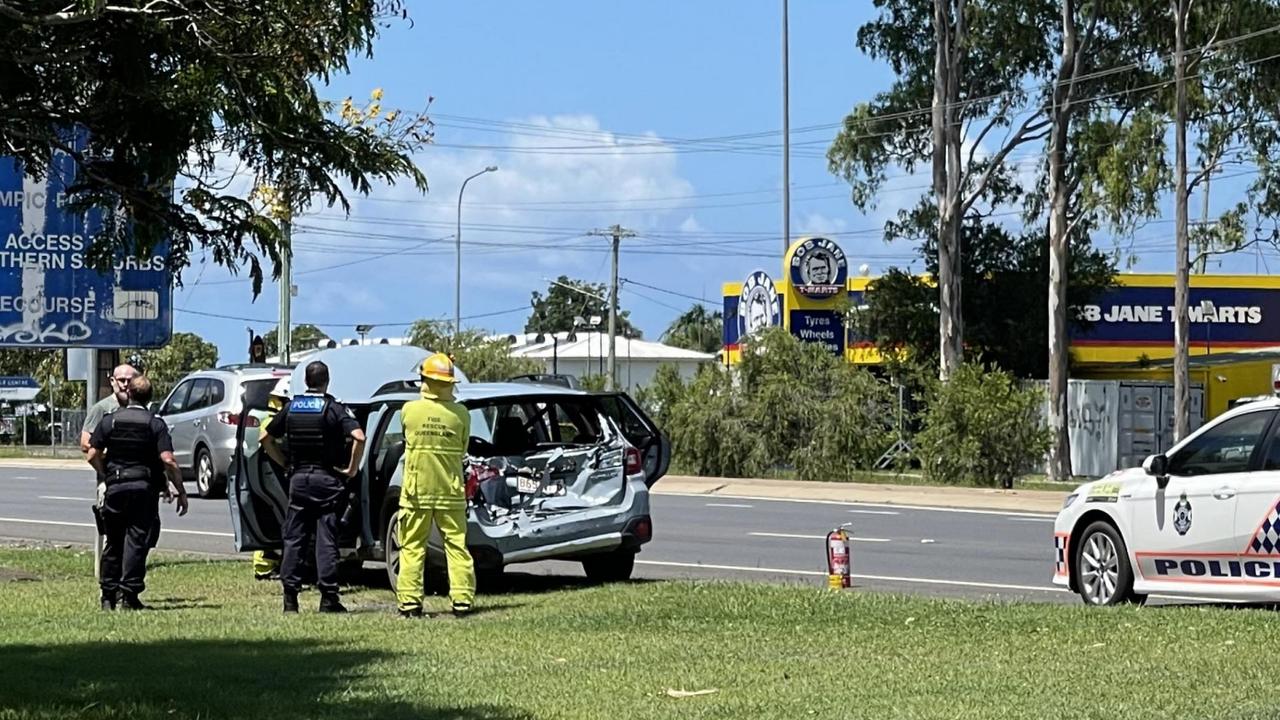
[
  {"xmin": 582, "ymin": 549, "xmax": 637, "ymax": 583},
  {"xmin": 1075, "ymin": 521, "xmax": 1138, "ymax": 606},
  {"xmin": 384, "ymin": 507, "xmax": 403, "ymax": 590},
  {"xmin": 195, "ymin": 447, "xmax": 224, "ymax": 499}
]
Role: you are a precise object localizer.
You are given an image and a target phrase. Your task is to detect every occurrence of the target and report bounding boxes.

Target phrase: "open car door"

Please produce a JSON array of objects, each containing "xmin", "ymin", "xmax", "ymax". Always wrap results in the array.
[
  {"xmin": 594, "ymin": 392, "xmax": 670, "ymax": 486},
  {"xmin": 226, "ymin": 397, "xmax": 287, "ymax": 552}
]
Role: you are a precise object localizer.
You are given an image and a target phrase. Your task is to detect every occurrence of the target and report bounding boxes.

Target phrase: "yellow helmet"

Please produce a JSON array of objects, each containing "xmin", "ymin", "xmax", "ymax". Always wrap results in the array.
[{"xmin": 419, "ymin": 352, "xmax": 459, "ymax": 384}]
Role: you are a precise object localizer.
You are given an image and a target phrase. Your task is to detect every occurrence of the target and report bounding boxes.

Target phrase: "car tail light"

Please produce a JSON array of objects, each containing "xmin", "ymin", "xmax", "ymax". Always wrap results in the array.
[
  {"xmin": 625, "ymin": 447, "xmax": 642, "ymax": 476},
  {"xmin": 217, "ymin": 412, "xmax": 258, "ymax": 428},
  {"xmin": 629, "ymin": 517, "xmax": 653, "ymax": 543}
]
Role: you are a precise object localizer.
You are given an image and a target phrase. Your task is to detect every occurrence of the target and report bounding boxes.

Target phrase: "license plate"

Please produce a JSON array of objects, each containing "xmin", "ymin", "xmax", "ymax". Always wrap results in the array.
[{"xmin": 516, "ymin": 476, "xmax": 540, "ymax": 494}]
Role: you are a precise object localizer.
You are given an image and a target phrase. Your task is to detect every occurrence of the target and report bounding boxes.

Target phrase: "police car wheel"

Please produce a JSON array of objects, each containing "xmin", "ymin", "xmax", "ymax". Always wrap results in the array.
[
  {"xmin": 195, "ymin": 447, "xmax": 224, "ymax": 499},
  {"xmin": 1076, "ymin": 521, "xmax": 1136, "ymax": 606}
]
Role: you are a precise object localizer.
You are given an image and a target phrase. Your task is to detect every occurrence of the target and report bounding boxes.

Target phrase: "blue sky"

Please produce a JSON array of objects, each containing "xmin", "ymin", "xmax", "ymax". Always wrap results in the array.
[{"xmin": 173, "ymin": 1, "xmax": 1267, "ymax": 362}]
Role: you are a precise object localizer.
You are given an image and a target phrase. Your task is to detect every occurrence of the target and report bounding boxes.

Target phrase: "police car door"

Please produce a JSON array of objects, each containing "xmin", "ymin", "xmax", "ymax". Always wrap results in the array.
[
  {"xmin": 1231, "ymin": 412, "xmax": 1280, "ymax": 574},
  {"xmin": 226, "ymin": 393, "xmax": 287, "ymax": 552},
  {"xmin": 1128, "ymin": 409, "xmax": 1276, "ymax": 584}
]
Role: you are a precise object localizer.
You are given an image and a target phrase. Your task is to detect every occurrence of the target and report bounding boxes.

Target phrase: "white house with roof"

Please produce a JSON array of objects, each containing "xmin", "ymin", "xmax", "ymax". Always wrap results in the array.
[
  {"xmin": 503, "ymin": 332, "xmax": 716, "ymax": 390},
  {"xmin": 270, "ymin": 332, "xmax": 715, "ymax": 390}
]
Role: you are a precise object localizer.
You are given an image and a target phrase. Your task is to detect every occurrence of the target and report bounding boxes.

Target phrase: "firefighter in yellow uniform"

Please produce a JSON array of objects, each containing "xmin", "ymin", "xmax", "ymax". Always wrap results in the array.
[
  {"xmin": 396, "ymin": 353, "xmax": 475, "ymax": 618},
  {"xmin": 251, "ymin": 378, "xmax": 291, "ymax": 580}
]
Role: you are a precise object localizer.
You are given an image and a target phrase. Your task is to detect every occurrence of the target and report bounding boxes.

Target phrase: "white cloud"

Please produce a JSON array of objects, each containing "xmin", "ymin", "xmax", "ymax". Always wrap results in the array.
[{"xmin": 796, "ymin": 212, "xmax": 849, "ymax": 237}]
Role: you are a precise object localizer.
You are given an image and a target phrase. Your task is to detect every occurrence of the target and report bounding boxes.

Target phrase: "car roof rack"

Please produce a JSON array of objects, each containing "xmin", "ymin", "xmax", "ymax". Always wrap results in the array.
[
  {"xmin": 215, "ymin": 363, "xmax": 295, "ymax": 373},
  {"xmin": 508, "ymin": 373, "xmax": 582, "ymax": 389}
]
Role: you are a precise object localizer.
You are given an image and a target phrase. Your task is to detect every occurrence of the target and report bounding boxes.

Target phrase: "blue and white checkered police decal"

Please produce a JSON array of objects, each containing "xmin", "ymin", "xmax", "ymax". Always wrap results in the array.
[
  {"xmin": 289, "ymin": 396, "xmax": 325, "ymax": 414},
  {"xmin": 1053, "ymin": 535, "xmax": 1069, "ymax": 576},
  {"xmin": 1173, "ymin": 493, "xmax": 1193, "ymax": 536},
  {"xmin": 1246, "ymin": 497, "xmax": 1280, "ymax": 555}
]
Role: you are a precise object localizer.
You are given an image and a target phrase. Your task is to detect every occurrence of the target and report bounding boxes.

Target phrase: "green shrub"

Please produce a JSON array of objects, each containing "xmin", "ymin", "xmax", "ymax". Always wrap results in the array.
[
  {"xmin": 794, "ymin": 364, "xmax": 897, "ymax": 482},
  {"xmin": 916, "ymin": 363, "xmax": 1050, "ymax": 487},
  {"xmin": 665, "ymin": 366, "xmax": 756, "ymax": 477}
]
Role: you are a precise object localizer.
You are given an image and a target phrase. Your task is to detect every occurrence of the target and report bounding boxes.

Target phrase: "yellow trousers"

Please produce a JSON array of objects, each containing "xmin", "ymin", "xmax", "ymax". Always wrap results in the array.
[
  {"xmin": 396, "ymin": 506, "xmax": 475, "ymax": 611},
  {"xmin": 252, "ymin": 550, "xmax": 280, "ymax": 577}
]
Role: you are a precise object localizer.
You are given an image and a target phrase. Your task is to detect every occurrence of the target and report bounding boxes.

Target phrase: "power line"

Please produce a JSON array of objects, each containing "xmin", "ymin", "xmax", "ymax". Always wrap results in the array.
[
  {"xmin": 175, "ymin": 305, "xmax": 529, "ymax": 328},
  {"xmin": 621, "ymin": 278, "xmax": 719, "ymax": 307}
]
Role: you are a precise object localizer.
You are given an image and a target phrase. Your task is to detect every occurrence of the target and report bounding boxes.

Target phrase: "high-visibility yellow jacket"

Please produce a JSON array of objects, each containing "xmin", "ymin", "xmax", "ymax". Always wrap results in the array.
[{"xmin": 400, "ymin": 386, "xmax": 471, "ymax": 510}]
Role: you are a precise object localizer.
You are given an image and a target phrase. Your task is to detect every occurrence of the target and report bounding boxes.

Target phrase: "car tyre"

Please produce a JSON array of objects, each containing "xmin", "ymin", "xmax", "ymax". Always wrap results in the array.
[
  {"xmin": 195, "ymin": 447, "xmax": 224, "ymax": 499},
  {"xmin": 1075, "ymin": 521, "xmax": 1140, "ymax": 606},
  {"xmin": 582, "ymin": 549, "xmax": 637, "ymax": 583}
]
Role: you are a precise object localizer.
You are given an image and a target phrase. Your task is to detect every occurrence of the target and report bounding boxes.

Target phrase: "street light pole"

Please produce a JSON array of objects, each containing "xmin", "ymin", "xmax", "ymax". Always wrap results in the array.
[
  {"xmin": 782, "ymin": 0, "xmax": 790, "ymax": 253},
  {"xmin": 456, "ymin": 165, "xmax": 498, "ymax": 336}
]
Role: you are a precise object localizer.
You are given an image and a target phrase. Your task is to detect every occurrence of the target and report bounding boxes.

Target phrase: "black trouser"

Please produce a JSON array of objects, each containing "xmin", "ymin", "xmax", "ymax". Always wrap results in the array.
[
  {"xmin": 280, "ymin": 468, "xmax": 345, "ymax": 596},
  {"xmin": 99, "ymin": 484, "xmax": 159, "ymax": 600}
]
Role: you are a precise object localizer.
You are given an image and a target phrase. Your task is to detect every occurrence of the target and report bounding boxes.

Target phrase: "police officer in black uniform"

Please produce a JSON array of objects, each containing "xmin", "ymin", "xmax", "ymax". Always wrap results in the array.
[
  {"xmin": 86, "ymin": 376, "xmax": 189, "ymax": 610},
  {"xmin": 262, "ymin": 361, "xmax": 365, "ymax": 614}
]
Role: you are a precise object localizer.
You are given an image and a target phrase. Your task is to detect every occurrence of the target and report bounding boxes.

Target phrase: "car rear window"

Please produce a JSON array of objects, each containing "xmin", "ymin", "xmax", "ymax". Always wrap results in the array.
[{"xmin": 241, "ymin": 379, "xmax": 278, "ymax": 410}]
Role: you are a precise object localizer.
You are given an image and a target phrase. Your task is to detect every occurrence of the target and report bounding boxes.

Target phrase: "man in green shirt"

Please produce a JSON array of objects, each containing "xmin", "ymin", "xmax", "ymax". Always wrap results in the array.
[{"xmin": 80, "ymin": 363, "xmax": 140, "ymax": 452}]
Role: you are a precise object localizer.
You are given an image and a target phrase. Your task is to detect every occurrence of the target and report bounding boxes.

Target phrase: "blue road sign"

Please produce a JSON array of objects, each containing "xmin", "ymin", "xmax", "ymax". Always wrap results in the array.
[
  {"xmin": 0, "ymin": 376, "xmax": 40, "ymax": 402},
  {"xmin": 0, "ymin": 129, "xmax": 172, "ymax": 348}
]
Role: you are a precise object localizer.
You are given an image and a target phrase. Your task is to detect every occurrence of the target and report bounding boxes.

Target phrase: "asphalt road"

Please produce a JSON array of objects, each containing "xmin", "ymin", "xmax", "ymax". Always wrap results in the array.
[{"xmin": 0, "ymin": 466, "xmax": 1071, "ymax": 603}]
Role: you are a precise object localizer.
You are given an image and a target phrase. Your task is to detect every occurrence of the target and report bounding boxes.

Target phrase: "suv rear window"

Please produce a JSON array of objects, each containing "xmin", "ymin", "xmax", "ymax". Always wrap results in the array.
[
  {"xmin": 466, "ymin": 397, "xmax": 605, "ymax": 456},
  {"xmin": 241, "ymin": 379, "xmax": 279, "ymax": 410}
]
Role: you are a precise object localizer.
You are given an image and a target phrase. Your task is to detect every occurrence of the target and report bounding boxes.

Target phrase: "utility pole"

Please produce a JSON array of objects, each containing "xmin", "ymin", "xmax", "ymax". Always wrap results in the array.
[
  {"xmin": 278, "ymin": 218, "xmax": 292, "ymax": 365},
  {"xmin": 589, "ymin": 225, "xmax": 635, "ymax": 391},
  {"xmin": 781, "ymin": 0, "xmax": 791, "ymax": 253}
]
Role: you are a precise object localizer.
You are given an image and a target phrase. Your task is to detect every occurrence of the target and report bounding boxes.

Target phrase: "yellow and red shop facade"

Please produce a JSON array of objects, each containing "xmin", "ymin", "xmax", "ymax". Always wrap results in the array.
[{"xmin": 723, "ymin": 237, "xmax": 1280, "ymax": 418}]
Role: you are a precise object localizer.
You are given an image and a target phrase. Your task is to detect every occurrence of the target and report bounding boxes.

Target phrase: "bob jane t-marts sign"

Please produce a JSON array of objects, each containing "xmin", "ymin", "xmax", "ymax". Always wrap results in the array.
[
  {"xmin": 787, "ymin": 237, "xmax": 848, "ymax": 299},
  {"xmin": 1070, "ymin": 278, "xmax": 1280, "ymax": 350}
]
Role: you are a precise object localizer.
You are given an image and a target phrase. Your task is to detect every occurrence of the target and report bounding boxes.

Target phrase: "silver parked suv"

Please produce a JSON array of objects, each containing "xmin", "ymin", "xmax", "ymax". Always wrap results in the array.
[{"xmin": 156, "ymin": 364, "xmax": 293, "ymax": 498}]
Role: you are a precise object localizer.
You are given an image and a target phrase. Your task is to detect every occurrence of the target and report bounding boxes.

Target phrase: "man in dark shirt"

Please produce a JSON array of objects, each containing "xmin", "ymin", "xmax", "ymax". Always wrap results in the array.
[
  {"xmin": 87, "ymin": 376, "xmax": 189, "ymax": 610},
  {"xmin": 262, "ymin": 361, "xmax": 365, "ymax": 613}
]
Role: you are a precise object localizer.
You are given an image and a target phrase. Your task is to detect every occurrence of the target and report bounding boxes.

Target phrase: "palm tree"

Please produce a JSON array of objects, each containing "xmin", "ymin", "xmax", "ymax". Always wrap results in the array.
[{"xmin": 661, "ymin": 305, "xmax": 723, "ymax": 354}]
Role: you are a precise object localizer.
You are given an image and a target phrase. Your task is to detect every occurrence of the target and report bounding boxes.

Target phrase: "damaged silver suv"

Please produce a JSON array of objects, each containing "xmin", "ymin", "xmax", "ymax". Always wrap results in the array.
[{"xmin": 227, "ymin": 345, "xmax": 669, "ymax": 586}]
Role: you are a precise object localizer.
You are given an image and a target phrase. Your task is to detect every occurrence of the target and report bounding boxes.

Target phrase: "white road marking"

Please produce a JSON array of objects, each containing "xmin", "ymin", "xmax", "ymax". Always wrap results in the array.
[
  {"xmin": 705, "ymin": 503, "xmax": 755, "ymax": 509},
  {"xmin": 14, "ymin": 476, "xmax": 36, "ymax": 481},
  {"xmin": 849, "ymin": 509, "xmax": 900, "ymax": 516},
  {"xmin": 1010, "ymin": 517, "xmax": 1056, "ymax": 523},
  {"xmin": 637, "ymin": 560, "xmax": 1235, "ymax": 604},
  {"xmin": 636, "ymin": 559, "xmax": 1064, "ymax": 593},
  {"xmin": 748, "ymin": 531, "xmax": 891, "ymax": 543},
  {"xmin": 39, "ymin": 496, "xmax": 95, "ymax": 502},
  {"xmin": 0, "ymin": 517, "xmax": 233, "ymax": 538},
  {"xmin": 659, "ymin": 491, "xmax": 1057, "ymax": 519}
]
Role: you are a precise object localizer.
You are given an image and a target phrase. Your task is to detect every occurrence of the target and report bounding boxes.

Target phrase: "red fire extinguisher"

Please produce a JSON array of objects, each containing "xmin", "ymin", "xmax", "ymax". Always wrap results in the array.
[{"xmin": 826, "ymin": 525, "xmax": 852, "ymax": 589}]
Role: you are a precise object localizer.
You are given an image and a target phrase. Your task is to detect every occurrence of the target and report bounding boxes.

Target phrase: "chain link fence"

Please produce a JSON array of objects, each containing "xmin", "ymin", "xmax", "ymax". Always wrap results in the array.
[{"xmin": 0, "ymin": 408, "xmax": 87, "ymax": 450}]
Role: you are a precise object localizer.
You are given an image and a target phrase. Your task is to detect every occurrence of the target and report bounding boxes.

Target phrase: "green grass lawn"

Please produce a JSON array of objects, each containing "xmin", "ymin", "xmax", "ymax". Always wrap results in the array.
[
  {"xmin": 1, "ymin": 545, "xmax": 1275, "ymax": 719},
  {"xmin": 0, "ymin": 446, "xmax": 83, "ymax": 460}
]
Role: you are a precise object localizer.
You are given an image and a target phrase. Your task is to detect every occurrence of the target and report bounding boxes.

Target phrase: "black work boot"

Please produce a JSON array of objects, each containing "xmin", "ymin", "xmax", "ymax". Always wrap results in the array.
[
  {"xmin": 283, "ymin": 591, "xmax": 300, "ymax": 614},
  {"xmin": 318, "ymin": 593, "xmax": 347, "ymax": 614},
  {"xmin": 451, "ymin": 602, "xmax": 473, "ymax": 617},
  {"xmin": 100, "ymin": 594, "xmax": 117, "ymax": 612},
  {"xmin": 118, "ymin": 593, "xmax": 147, "ymax": 611},
  {"xmin": 397, "ymin": 606, "xmax": 423, "ymax": 619}
]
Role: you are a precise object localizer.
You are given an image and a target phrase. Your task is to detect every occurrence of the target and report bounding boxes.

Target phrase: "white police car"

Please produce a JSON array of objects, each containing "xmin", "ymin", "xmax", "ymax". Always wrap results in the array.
[{"xmin": 1054, "ymin": 397, "xmax": 1280, "ymax": 604}]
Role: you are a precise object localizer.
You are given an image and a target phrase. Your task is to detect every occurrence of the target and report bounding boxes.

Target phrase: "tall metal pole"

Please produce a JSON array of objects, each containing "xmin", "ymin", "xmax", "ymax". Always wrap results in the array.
[
  {"xmin": 455, "ymin": 166, "xmax": 498, "ymax": 335},
  {"xmin": 782, "ymin": 0, "xmax": 791, "ymax": 253},
  {"xmin": 607, "ymin": 230, "xmax": 620, "ymax": 391},
  {"xmin": 589, "ymin": 225, "xmax": 635, "ymax": 391},
  {"xmin": 278, "ymin": 219, "xmax": 292, "ymax": 365}
]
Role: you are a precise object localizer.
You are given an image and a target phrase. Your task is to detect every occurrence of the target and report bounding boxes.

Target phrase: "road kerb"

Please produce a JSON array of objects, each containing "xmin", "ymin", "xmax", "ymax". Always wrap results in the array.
[{"xmin": 653, "ymin": 475, "xmax": 1068, "ymax": 515}]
